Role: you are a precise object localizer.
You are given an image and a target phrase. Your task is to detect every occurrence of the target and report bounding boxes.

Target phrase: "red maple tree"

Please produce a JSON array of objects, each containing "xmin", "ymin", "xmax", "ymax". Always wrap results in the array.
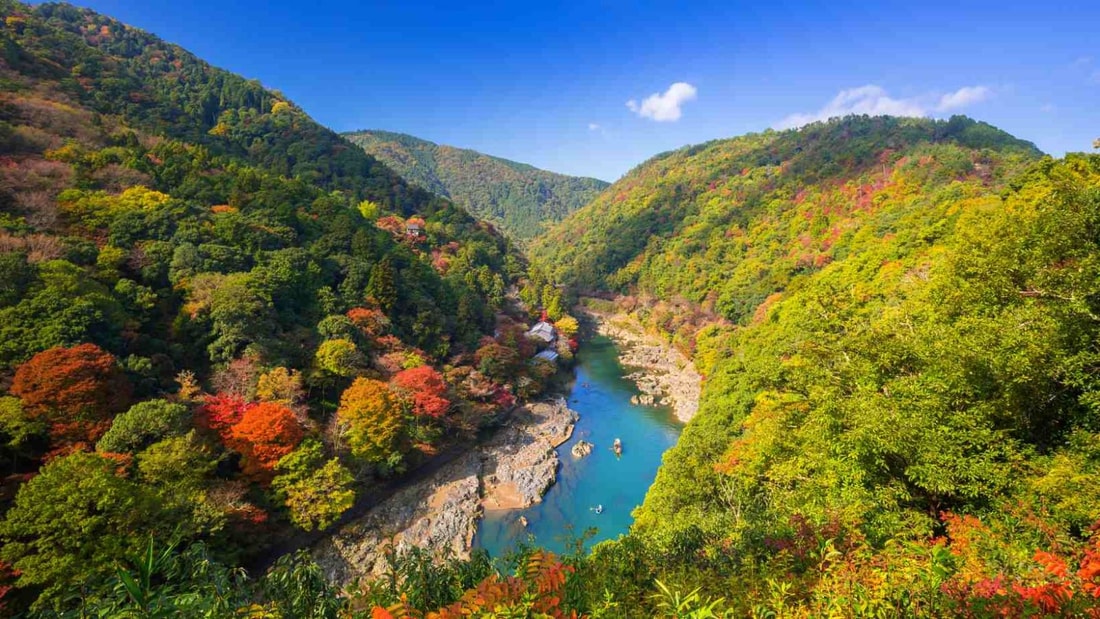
[
  {"xmin": 195, "ymin": 393, "xmax": 254, "ymax": 439},
  {"xmin": 391, "ymin": 365, "xmax": 451, "ymax": 418},
  {"xmin": 10, "ymin": 343, "xmax": 131, "ymax": 449}
]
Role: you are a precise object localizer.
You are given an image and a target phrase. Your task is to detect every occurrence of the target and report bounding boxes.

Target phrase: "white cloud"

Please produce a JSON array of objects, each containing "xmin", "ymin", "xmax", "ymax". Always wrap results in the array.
[
  {"xmin": 1073, "ymin": 56, "xmax": 1093, "ymax": 68},
  {"xmin": 936, "ymin": 86, "xmax": 990, "ymax": 111},
  {"xmin": 1041, "ymin": 103, "xmax": 1055, "ymax": 113},
  {"xmin": 775, "ymin": 84, "xmax": 992, "ymax": 130},
  {"xmin": 625, "ymin": 82, "xmax": 697, "ymax": 122},
  {"xmin": 588, "ymin": 122, "xmax": 601, "ymax": 131}
]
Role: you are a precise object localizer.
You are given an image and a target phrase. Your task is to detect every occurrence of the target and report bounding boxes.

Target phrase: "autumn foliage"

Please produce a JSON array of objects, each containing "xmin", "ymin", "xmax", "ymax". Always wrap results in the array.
[
  {"xmin": 10, "ymin": 344, "xmax": 131, "ymax": 448},
  {"xmin": 373, "ymin": 551, "xmax": 579, "ymax": 619},
  {"xmin": 347, "ymin": 307, "xmax": 390, "ymax": 337},
  {"xmin": 391, "ymin": 365, "xmax": 451, "ymax": 418},
  {"xmin": 195, "ymin": 393, "xmax": 253, "ymax": 438},
  {"xmin": 336, "ymin": 378, "xmax": 405, "ymax": 465},
  {"xmin": 939, "ymin": 513, "xmax": 1100, "ymax": 617},
  {"xmin": 226, "ymin": 402, "xmax": 303, "ymax": 481}
]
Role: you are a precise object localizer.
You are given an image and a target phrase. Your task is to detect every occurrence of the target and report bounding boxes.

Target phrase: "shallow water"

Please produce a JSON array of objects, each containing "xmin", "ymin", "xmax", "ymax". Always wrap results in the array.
[{"xmin": 473, "ymin": 334, "xmax": 683, "ymax": 558}]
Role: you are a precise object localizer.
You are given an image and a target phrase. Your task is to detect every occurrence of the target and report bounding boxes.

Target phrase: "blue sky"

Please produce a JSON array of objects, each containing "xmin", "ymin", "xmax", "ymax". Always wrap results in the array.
[{"xmin": 68, "ymin": 0, "xmax": 1099, "ymax": 181}]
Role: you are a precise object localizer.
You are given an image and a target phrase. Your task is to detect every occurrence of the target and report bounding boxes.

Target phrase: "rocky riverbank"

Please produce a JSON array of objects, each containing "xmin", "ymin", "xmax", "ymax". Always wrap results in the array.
[
  {"xmin": 311, "ymin": 398, "xmax": 577, "ymax": 587},
  {"xmin": 580, "ymin": 308, "xmax": 701, "ymax": 423}
]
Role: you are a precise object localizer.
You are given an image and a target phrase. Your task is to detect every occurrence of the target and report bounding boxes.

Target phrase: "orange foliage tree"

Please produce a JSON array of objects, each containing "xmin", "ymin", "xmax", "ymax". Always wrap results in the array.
[
  {"xmin": 373, "ymin": 551, "xmax": 579, "ymax": 619},
  {"xmin": 391, "ymin": 365, "xmax": 451, "ymax": 418},
  {"xmin": 939, "ymin": 512, "xmax": 1100, "ymax": 617},
  {"xmin": 10, "ymin": 343, "xmax": 131, "ymax": 449},
  {"xmin": 347, "ymin": 307, "xmax": 390, "ymax": 337},
  {"xmin": 335, "ymin": 378, "xmax": 405, "ymax": 466},
  {"xmin": 226, "ymin": 402, "xmax": 303, "ymax": 481},
  {"xmin": 375, "ymin": 215, "xmax": 406, "ymax": 236}
]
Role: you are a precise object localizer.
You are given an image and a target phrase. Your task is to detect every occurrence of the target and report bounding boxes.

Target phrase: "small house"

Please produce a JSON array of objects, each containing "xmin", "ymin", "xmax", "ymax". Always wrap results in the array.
[
  {"xmin": 526, "ymin": 321, "xmax": 556, "ymax": 344},
  {"xmin": 405, "ymin": 218, "xmax": 425, "ymax": 237},
  {"xmin": 534, "ymin": 349, "xmax": 560, "ymax": 363}
]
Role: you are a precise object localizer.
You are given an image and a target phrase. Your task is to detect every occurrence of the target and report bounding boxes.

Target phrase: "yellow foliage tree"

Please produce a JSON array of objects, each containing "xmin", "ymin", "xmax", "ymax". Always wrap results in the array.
[
  {"xmin": 357, "ymin": 199, "xmax": 381, "ymax": 221},
  {"xmin": 335, "ymin": 378, "xmax": 405, "ymax": 466},
  {"xmin": 554, "ymin": 314, "xmax": 579, "ymax": 338},
  {"xmin": 256, "ymin": 367, "xmax": 305, "ymax": 408}
]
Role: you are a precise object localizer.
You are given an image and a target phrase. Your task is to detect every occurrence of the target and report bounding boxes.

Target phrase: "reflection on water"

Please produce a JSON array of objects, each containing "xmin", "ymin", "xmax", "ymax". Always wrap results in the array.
[{"xmin": 473, "ymin": 335, "xmax": 683, "ymax": 558}]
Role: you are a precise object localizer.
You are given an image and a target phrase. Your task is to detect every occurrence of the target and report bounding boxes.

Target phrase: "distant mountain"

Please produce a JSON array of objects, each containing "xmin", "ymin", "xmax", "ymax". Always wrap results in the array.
[{"xmin": 343, "ymin": 130, "xmax": 609, "ymax": 240}]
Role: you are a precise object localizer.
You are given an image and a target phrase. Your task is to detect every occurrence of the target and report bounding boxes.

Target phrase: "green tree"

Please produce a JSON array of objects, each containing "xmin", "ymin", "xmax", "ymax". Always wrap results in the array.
[
  {"xmin": 314, "ymin": 338, "xmax": 363, "ymax": 377},
  {"xmin": 272, "ymin": 440, "xmax": 356, "ymax": 531},
  {"xmin": 206, "ymin": 273, "xmax": 275, "ymax": 363},
  {"xmin": 0, "ymin": 452, "xmax": 170, "ymax": 606},
  {"xmin": 0, "ymin": 396, "xmax": 47, "ymax": 465},
  {"xmin": 0, "ymin": 260, "xmax": 125, "ymax": 369},
  {"xmin": 96, "ymin": 399, "xmax": 190, "ymax": 454},
  {"xmin": 0, "ymin": 251, "xmax": 35, "ymax": 308},
  {"xmin": 136, "ymin": 432, "xmax": 217, "ymax": 491},
  {"xmin": 366, "ymin": 256, "xmax": 398, "ymax": 313}
]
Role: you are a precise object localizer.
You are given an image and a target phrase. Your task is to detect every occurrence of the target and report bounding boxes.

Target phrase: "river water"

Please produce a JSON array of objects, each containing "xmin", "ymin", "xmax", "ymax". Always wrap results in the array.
[{"xmin": 473, "ymin": 334, "xmax": 683, "ymax": 558}]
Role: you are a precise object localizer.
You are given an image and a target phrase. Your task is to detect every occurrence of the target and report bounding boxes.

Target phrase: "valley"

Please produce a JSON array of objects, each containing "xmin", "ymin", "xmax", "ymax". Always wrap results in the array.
[{"xmin": 0, "ymin": 1, "xmax": 1098, "ymax": 617}]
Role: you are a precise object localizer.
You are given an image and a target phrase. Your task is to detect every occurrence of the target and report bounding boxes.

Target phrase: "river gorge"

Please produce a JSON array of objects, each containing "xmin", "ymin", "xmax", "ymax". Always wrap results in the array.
[
  {"xmin": 474, "ymin": 333, "xmax": 686, "ymax": 558},
  {"xmin": 313, "ymin": 314, "xmax": 699, "ymax": 584}
]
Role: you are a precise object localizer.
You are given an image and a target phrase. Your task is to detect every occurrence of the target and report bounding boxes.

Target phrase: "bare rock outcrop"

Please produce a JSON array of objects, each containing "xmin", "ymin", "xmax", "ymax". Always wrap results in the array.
[
  {"xmin": 311, "ymin": 398, "xmax": 578, "ymax": 588},
  {"xmin": 480, "ymin": 398, "xmax": 577, "ymax": 510},
  {"xmin": 584, "ymin": 309, "xmax": 701, "ymax": 423}
]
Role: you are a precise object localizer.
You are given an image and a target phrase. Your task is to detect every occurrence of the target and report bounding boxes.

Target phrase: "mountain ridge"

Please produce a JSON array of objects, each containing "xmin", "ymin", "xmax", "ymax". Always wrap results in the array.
[
  {"xmin": 532, "ymin": 114, "xmax": 1042, "ymax": 302},
  {"xmin": 344, "ymin": 129, "xmax": 609, "ymax": 240}
]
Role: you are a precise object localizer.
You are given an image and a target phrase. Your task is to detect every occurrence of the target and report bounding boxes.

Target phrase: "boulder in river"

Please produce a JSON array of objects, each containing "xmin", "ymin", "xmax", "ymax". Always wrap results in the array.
[{"xmin": 571, "ymin": 440, "xmax": 594, "ymax": 458}]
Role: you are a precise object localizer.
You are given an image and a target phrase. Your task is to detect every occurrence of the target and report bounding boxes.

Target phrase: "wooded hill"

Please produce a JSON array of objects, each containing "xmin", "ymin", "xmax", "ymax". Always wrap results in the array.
[
  {"xmin": 531, "ymin": 115, "xmax": 1100, "ymax": 615},
  {"xmin": 345, "ymin": 130, "xmax": 608, "ymax": 241},
  {"xmin": 0, "ymin": 1, "xmax": 562, "ymax": 613}
]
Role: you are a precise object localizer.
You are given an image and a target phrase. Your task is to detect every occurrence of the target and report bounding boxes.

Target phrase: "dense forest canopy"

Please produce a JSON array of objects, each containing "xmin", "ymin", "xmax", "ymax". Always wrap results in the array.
[
  {"xmin": 531, "ymin": 115, "xmax": 1042, "ymax": 307},
  {"xmin": 1, "ymin": 0, "xmax": 1100, "ymax": 616},
  {"xmin": 345, "ymin": 130, "xmax": 609, "ymax": 241},
  {"xmin": 0, "ymin": 1, "xmax": 569, "ymax": 614},
  {"xmin": 526, "ymin": 115, "xmax": 1100, "ymax": 615}
]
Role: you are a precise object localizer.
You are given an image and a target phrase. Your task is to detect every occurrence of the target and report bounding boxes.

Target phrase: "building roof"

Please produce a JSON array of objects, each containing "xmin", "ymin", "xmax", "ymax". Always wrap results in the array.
[
  {"xmin": 534, "ymin": 349, "xmax": 559, "ymax": 362},
  {"xmin": 526, "ymin": 321, "xmax": 556, "ymax": 342}
]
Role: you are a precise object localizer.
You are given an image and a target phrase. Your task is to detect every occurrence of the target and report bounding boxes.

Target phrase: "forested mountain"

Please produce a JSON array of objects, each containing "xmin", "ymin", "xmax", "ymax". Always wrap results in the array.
[
  {"xmin": 527, "ymin": 116, "xmax": 1100, "ymax": 615},
  {"xmin": 0, "ymin": 2, "xmax": 563, "ymax": 613},
  {"xmin": 344, "ymin": 130, "xmax": 609, "ymax": 241},
  {"xmin": 3, "ymin": 0, "xmax": 1100, "ymax": 615}
]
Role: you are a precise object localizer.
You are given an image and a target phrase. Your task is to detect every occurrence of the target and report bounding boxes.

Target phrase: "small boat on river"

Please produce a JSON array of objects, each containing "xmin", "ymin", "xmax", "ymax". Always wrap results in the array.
[{"xmin": 613, "ymin": 438, "xmax": 622, "ymax": 456}]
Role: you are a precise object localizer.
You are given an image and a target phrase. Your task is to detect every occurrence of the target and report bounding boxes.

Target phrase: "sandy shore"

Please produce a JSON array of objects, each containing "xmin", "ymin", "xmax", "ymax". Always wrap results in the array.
[
  {"xmin": 311, "ymin": 399, "xmax": 577, "ymax": 586},
  {"xmin": 579, "ymin": 307, "xmax": 702, "ymax": 423}
]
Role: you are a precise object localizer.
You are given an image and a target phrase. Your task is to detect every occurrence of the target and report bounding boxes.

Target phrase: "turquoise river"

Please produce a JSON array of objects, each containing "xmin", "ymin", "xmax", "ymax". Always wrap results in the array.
[{"xmin": 473, "ymin": 334, "xmax": 683, "ymax": 558}]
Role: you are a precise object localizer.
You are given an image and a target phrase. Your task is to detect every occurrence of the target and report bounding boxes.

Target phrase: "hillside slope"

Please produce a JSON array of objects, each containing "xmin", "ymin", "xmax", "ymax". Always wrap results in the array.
[
  {"xmin": 532, "ymin": 116, "xmax": 1041, "ymax": 311},
  {"xmin": 345, "ymin": 130, "xmax": 608, "ymax": 240},
  {"xmin": 0, "ymin": 1, "xmax": 551, "ymax": 612},
  {"xmin": 531, "ymin": 116, "xmax": 1100, "ymax": 614}
]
